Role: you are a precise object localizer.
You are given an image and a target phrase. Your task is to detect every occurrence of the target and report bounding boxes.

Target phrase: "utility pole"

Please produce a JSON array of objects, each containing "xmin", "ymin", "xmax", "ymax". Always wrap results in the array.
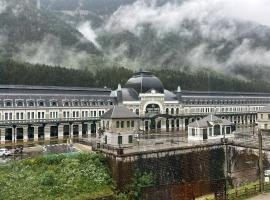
[
  {"xmin": 258, "ymin": 129, "xmax": 264, "ymax": 193},
  {"xmin": 223, "ymin": 130, "xmax": 228, "ymax": 200}
]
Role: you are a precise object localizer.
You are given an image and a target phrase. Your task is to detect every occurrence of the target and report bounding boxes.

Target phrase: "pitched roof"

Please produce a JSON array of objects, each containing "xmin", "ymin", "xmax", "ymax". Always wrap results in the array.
[
  {"xmin": 259, "ymin": 105, "xmax": 270, "ymax": 113},
  {"xmin": 101, "ymin": 105, "xmax": 139, "ymax": 119},
  {"xmin": 188, "ymin": 115, "xmax": 233, "ymax": 128}
]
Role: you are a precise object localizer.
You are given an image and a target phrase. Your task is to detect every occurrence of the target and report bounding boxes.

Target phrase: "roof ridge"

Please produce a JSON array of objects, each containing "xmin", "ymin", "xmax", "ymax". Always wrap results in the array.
[{"xmin": 111, "ymin": 106, "xmax": 116, "ymax": 117}]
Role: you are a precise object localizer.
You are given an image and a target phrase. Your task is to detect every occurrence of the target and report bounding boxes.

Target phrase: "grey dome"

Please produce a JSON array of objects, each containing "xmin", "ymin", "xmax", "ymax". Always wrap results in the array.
[{"xmin": 125, "ymin": 71, "xmax": 164, "ymax": 94}]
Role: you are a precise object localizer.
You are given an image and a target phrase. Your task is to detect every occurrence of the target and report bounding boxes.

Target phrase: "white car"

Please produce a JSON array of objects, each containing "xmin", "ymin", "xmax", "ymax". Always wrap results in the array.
[{"xmin": 0, "ymin": 148, "xmax": 11, "ymax": 156}]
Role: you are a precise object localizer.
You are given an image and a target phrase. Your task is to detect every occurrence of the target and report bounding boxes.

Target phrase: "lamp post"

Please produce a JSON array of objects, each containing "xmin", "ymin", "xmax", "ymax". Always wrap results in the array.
[
  {"xmin": 223, "ymin": 127, "xmax": 228, "ymax": 200},
  {"xmin": 258, "ymin": 128, "xmax": 264, "ymax": 193}
]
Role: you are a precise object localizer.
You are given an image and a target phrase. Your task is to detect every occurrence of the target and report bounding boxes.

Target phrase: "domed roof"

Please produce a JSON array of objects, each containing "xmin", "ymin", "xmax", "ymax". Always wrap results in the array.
[{"xmin": 125, "ymin": 71, "xmax": 164, "ymax": 94}]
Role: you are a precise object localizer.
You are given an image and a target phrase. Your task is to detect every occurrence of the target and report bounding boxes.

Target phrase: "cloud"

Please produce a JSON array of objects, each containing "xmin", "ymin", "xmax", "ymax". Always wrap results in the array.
[
  {"xmin": 0, "ymin": 0, "xmax": 6, "ymax": 13},
  {"xmin": 77, "ymin": 21, "xmax": 101, "ymax": 49},
  {"xmin": 14, "ymin": 34, "xmax": 91, "ymax": 69},
  {"xmin": 103, "ymin": 0, "xmax": 270, "ymax": 73}
]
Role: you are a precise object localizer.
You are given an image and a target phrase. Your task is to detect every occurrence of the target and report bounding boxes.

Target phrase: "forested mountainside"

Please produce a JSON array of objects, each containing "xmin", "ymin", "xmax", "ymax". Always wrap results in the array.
[{"xmin": 1, "ymin": 60, "xmax": 270, "ymax": 92}]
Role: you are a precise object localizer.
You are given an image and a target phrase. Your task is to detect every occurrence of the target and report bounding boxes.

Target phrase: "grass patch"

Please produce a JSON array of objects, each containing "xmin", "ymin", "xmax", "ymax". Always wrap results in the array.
[{"xmin": 0, "ymin": 152, "xmax": 114, "ymax": 200}]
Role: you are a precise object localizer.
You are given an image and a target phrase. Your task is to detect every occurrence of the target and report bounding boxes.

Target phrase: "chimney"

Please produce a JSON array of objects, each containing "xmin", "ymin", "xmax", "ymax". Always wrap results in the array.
[{"xmin": 117, "ymin": 84, "xmax": 123, "ymax": 104}]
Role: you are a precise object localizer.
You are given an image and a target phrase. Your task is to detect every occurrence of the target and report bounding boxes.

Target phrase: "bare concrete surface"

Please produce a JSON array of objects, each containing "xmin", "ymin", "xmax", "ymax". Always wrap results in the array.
[
  {"xmin": 73, "ymin": 143, "xmax": 92, "ymax": 152},
  {"xmin": 247, "ymin": 193, "xmax": 270, "ymax": 200}
]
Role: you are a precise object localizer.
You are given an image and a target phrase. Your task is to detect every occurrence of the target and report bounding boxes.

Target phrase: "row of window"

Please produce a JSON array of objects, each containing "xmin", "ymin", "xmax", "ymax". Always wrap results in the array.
[
  {"xmin": 4, "ymin": 111, "xmax": 45, "ymax": 120},
  {"xmin": 1, "ymin": 110, "xmax": 106, "ymax": 120},
  {"xmin": 2, "ymin": 99, "xmax": 114, "ymax": 107},
  {"xmin": 184, "ymin": 99, "xmax": 270, "ymax": 105},
  {"xmin": 116, "ymin": 120, "xmax": 135, "ymax": 128}
]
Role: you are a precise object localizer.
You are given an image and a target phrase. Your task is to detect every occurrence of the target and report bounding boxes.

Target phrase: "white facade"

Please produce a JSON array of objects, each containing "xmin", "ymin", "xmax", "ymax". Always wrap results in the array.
[{"xmin": 188, "ymin": 115, "xmax": 235, "ymax": 141}]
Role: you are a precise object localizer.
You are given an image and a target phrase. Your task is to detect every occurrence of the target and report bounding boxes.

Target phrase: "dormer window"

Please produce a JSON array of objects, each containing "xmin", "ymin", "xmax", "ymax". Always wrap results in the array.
[
  {"xmin": 82, "ymin": 101, "xmax": 88, "ymax": 106},
  {"xmin": 38, "ymin": 101, "xmax": 45, "ymax": 107},
  {"xmin": 16, "ymin": 100, "xmax": 23, "ymax": 107},
  {"xmin": 63, "ymin": 101, "xmax": 69, "ymax": 107},
  {"xmin": 5, "ymin": 100, "xmax": 12, "ymax": 107},
  {"xmin": 28, "ymin": 101, "xmax": 34, "ymax": 107},
  {"xmin": 50, "ymin": 100, "xmax": 57, "ymax": 107},
  {"xmin": 73, "ymin": 101, "xmax": 79, "ymax": 106}
]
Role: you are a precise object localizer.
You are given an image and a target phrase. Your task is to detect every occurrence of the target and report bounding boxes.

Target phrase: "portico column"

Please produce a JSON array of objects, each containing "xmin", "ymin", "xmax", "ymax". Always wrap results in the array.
[
  {"xmin": 70, "ymin": 124, "xmax": 74, "ymax": 138},
  {"xmin": 44, "ymin": 125, "xmax": 50, "ymax": 140},
  {"xmin": 0, "ymin": 128, "xmax": 5, "ymax": 144},
  {"xmin": 58, "ymin": 124, "xmax": 64, "ymax": 139},
  {"xmin": 78, "ymin": 124, "xmax": 83, "ymax": 138},
  {"xmin": 12, "ymin": 127, "xmax": 16, "ymax": 143},
  {"xmin": 87, "ymin": 123, "xmax": 91, "ymax": 138},
  {"xmin": 34, "ymin": 126, "xmax": 39, "ymax": 142},
  {"xmin": 23, "ymin": 126, "xmax": 28, "ymax": 142}
]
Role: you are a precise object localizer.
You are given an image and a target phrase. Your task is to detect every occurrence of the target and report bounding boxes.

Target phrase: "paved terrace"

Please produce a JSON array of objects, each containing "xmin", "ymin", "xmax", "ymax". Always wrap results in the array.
[{"xmin": 81, "ymin": 127, "xmax": 270, "ymax": 156}]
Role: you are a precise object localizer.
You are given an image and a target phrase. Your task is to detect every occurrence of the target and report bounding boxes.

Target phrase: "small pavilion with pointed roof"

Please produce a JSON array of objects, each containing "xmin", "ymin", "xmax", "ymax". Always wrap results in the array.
[
  {"xmin": 100, "ymin": 105, "xmax": 140, "ymax": 146},
  {"xmin": 188, "ymin": 115, "xmax": 235, "ymax": 141}
]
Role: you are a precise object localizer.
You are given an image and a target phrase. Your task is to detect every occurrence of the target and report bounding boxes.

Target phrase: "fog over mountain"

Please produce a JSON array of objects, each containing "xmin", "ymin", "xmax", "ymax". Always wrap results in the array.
[{"xmin": 2, "ymin": 0, "xmax": 270, "ymax": 81}]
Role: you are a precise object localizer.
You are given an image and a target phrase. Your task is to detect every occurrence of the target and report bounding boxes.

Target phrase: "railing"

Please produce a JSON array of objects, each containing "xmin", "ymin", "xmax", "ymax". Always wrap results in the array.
[
  {"xmin": 203, "ymin": 182, "xmax": 270, "ymax": 200},
  {"xmin": 0, "ymin": 117, "xmax": 100, "ymax": 126}
]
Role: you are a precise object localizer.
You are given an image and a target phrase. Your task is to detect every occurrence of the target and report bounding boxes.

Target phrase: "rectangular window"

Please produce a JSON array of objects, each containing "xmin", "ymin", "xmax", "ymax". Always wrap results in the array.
[
  {"xmin": 82, "ymin": 111, "xmax": 85, "ymax": 118},
  {"xmin": 131, "ymin": 121, "xmax": 134, "ymax": 127},
  {"xmin": 38, "ymin": 112, "xmax": 41, "ymax": 119},
  {"xmin": 67, "ymin": 112, "xmax": 70, "ymax": 118},
  {"xmin": 116, "ymin": 121, "xmax": 120, "ymax": 128},
  {"xmin": 209, "ymin": 128, "xmax": 212, "ymax": 136},
  {"xmin": 127, "ymin": 121, "xmax": 130, "ymax": 128},
  {"xmin": 192, "ymin": 128, "xmax": 195, "ymax": 136},
  {"xmin": 128, "ymin": 135, "xmax": 133, "ymax": 143},
  {"xmin": 268, "ymin": 114, "xmax": 270, "ymax": 120},
  {"xmin": 226, "ymin": 127, "xmax": 231, "ymax": 134},
  {"xmin": 118, "ymin": 136, "xmax": 123, "ymax": 145},
  {"xmin": 63, "ymin": 111, "xmax": 66, "ymax": 118},
  {"xmin": 94, "ymin": 111, "xmax": 96, "ymax": 117},
  {"xmin": 27, "ymin": 112, "xmax": 30, "ymax": 119},
  {"xmin": 76, "ymin": 111, "xmax": 79, "ymax": 117},
  {"xmin": 16, "ymin": 113, "xmax": 19, "ymax": 120},
  {"xmin": 121, "ymin": 121, "xmax": 124, "ymax": 128},
  {"xmin": 86, "ymin": 111, "xmax": 88, "ymax": 117},
  {"xmin": 20, "ymin": 112, "xmax": 23, "ymax": 120},
  {"xmin": 42, "ymin": 112, "xmax": 45, "ymax": 119},
  {"xmin": 261, "ymin": 114, "xmax": 263, "ymax": 119},
  {"xmin": 9, "ymin": 113, "xmax": 12, "ymax": 120},
  {"xmin": 73, "ymin": 111, "xmax": 75, "ymax": 118},
  {"xmin": 31, "ymin": 112, "xmax": 34, "ymax": 119}
]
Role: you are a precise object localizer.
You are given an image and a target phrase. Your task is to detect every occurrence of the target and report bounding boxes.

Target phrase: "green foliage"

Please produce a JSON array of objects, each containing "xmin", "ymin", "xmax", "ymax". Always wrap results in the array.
[
  {"xmin": 129, "ymin": 171, "xmax": 154, "ymax": 200},
  {"xmin": 0, "ymin": 152, "xmax": 114, "ymax": 200}
]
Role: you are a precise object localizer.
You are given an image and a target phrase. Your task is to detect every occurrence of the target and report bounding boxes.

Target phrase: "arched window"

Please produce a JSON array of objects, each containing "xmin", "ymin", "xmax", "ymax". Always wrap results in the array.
[
  {"xmin": 51, "ymin": 101, "xmax": 57, "ymax": 107},
  {"xmin": 5, "ymin": 100, "xmax": 12, "ymax": 107},
  {"xmin": 176, "ymin": 108, "xmax": 179, "ymax": 115},
  {"xmin": 166, "ymin": 108, "xmax": 169, "ymax": 115},
  {"xmin": 28, "ymin": 101, "xmax": 34, "ymax": 107},
  {"xmin": 38, "ymin": 101, "xmax": 44, "ymax": 106},
  {"xmin": 171, "ymin": 108, "xmax": 174, "ymax": 115},
  {"xmin": 17, "ymin": 101, "xmax": 23, "ymax": 107},
  {"xmin": 135, "ymin": 109, "xmax": 139, "ymax": 115}
]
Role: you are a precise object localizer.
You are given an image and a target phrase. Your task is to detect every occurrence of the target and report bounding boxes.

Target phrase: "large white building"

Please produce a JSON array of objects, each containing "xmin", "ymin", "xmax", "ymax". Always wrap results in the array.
[{"xmin": 0, "ymin": 70, "xmax": 268, "ymax": 144}]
